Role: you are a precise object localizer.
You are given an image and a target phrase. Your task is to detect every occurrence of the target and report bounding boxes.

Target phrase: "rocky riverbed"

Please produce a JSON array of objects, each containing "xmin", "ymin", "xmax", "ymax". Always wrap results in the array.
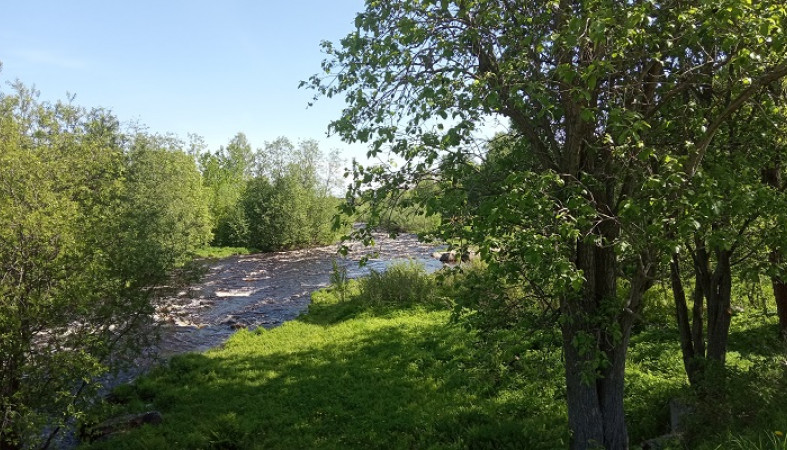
[{"xmin": 150, "ymin": 232, "xmax": 443, "ymax": 358}]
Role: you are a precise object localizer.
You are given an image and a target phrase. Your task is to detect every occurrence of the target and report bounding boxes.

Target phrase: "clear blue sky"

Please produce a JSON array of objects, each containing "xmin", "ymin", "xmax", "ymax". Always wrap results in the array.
[{"xmin": 0, "ymin": 0, "xmax": 369, "ymax": 160}]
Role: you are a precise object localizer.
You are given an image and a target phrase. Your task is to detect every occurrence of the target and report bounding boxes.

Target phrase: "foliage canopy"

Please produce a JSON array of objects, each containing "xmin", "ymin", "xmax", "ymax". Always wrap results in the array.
[
  {"xmin": 307, "ymin": 1, "xmax": 787, "ymax": 447},
  {"xmin": 0, "ymin": 83, "xmax": 212, "ymax": 448}
]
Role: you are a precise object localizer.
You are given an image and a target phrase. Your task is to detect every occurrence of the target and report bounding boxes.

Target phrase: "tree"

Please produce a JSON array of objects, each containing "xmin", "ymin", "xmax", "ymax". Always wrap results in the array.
[
  {"xmin": 225, "ymin": 132, "xmax": 255, "ymax": 180},
  {"xmin": 306, "ymin": 1, "xmax": 787, "ymax": 447},
  {"xmin": 324, "ymin": 148, "xmax": 347, "ymax": 197},
  {"xmin": 661, "ymin": 79, "xmax": 787, "ymax": 385},
  {"xmin": 256, "ymin": 136, "xmax": 295, "ymax": 181},
  {"xmin": 0, "ymin": 83, "xmax": 212, "ymax": 448},
  {"xmin": 123, "ymin": 132, "xmax": 213, "ymax": 277},
  {"xmin": 244, "ymin": 138, "xmax": 342, "ymax": 250},
  {"xmin": 200, "ymin": 133, "xmax": 254, "ymax": 246},
  {"xmin": 755, "ymin": 87, "xmax": 787, "ymax": 338},
  {"xmin": 242, "ymin": 176, "xmax": 279, "ymax": 251}
]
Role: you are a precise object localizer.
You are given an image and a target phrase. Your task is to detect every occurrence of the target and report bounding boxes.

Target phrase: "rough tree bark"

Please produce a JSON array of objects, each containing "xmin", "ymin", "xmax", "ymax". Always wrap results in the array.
[
  {"xmin": 762, "ymin": 166, "xmax": 787, "ymax": 338},
  {"xmin": 670, "ymin": 239, "xmax": 735, "ymax": 386},
  {"xmin": 563, "ymin": 240, "xmax": 654, "ymax": 450},
  {"xmin": 563, "ymin": 240, "xmax": 622, "ymax": 449}
]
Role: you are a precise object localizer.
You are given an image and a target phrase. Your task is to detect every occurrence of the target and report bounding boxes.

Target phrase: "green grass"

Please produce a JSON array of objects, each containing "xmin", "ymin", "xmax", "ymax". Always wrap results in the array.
[
  {"xmin": 192, "ymin": 246, "xmax": 255, "ymax": 259},
  {"xmin": 81, "ymin": 266, "xmax": 787, "ymax": 449}
]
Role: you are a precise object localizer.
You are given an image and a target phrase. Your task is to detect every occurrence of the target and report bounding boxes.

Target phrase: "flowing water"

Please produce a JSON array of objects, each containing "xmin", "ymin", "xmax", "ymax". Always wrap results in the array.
[{"xmin": 150, "ymin": 232, "xmax": 443, "ymax": 358}]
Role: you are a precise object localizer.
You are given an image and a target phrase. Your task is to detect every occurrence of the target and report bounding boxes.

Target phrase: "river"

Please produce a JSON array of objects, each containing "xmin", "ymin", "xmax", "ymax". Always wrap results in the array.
[
  {"xmin": 51, "ymin": 233, "xmax": 443, "ymax": 449},
  {"xmin": 150, "ymin": 232, "xmax": 443, "ymax": 358}
]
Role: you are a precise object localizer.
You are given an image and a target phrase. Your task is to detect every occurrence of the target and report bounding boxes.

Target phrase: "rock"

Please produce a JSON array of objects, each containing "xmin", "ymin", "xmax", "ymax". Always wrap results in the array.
[
  {"xmin": 437, "ymin": 251, "xmax": 477, "ymax": 263},
  {"xmin": 641, "ymin": 433, "xmax": 683, "ymax": 449},
  {"xmin": 82, "ymin": 411, "xmax": 162, "ymax": 442},
  {"xmin": 438, "ymin": 252, "xmax": 457, "ymax": 263},
  {"xmin": 639, "ymin": 398, "xmax": 693, "ymax": 449},
  {"xmin": 460, "ymin": 251, "xmax": 478, "ymax": 262}
]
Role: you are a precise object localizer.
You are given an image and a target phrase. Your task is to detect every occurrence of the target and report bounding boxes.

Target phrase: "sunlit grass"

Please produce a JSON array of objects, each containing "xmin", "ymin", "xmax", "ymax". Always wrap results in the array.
[
  {"xmin": 192, "ymin": 246, "xmax": 255, "ymax": 259},
  {"xmin": 82, "ymin": 266, "xmax": 787, "ymax": 449}
]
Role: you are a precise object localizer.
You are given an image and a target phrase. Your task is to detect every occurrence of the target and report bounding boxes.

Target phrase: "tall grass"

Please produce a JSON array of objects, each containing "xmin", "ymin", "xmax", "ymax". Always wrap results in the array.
[{"xmin": 358, "ymin": 260, "xmax": 436, "ymax": 305}]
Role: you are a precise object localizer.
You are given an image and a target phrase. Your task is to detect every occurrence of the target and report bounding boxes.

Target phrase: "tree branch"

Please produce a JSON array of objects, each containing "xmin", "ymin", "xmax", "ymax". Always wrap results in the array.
[{"xmin": 686, "ymin": 62, "xmax": 787, "ymax": 176}]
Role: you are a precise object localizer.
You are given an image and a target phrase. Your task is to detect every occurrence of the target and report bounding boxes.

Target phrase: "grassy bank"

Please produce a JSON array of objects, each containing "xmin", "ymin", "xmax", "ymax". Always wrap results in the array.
[
  {"xmin": 82, "ymin": 266, "xmax": 787, "ymax": 449},
  {"xmin": 191, "ymin": 246, "xmax": 255, "ymax": 260}
]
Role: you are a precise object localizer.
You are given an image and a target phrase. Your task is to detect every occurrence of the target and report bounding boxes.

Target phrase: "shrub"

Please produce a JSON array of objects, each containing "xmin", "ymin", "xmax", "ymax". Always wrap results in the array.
[
  {"xmin": 330, "ymin": 259, "xmax": 350, "ymax": 302},
  {"xmin": 358, "ymin": 260, "xmax": 436, "ymax": 305},
  {"xmin": 213, "ymin": 203, "xmax": 249, "ymax": 247},
  {"xmin": 0, "ymin": 84, "xmax": 210, "ymax": 447}
]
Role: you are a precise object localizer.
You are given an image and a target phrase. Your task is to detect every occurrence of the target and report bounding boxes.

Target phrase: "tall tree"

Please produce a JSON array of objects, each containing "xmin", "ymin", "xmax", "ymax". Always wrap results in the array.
[
  {"xmin": 244, "ymin": 138, "xmax": 341, "ymax": 250},
  {"xmin": 756, "ymin": 87, "xmax": 787, "ymax": 338},
  {"xmin": 256, "ymin": 136, "xmax": 295, "ymax": 181},
  {"xmin": 324, "ymin": 148, "xmax": 347, "ymax": 197},
  {"xmin": 306, "ymin": 1, "xmax": 787, "ymax": 447},
  {"xmin": 200, "ymin": 133, "xmax": 254, "ymax": 246},
  {"xmin": 667, "ymin": 117, "xmax": 787, "ymax": 384},
  {"xmin": 225, "ymin": 132, "xmax": 255, "ymax": 180},
  {"xmin": 123, "ymin": 132, "xmax": 213, "ymax": 277}
]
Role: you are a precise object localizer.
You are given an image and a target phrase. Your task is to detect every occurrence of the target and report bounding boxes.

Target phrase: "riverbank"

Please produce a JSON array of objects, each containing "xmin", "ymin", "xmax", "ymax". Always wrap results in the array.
[
  {"xmin": 151, "ymin": 232, "xmax": 442, "ymax": 357},
  {"xmin": 80, "ymin": 267, "xmax": 787, "ymax": 449},
  {"xmin": 45, "ymin": 233, "xmax": 442, "ymax": 449}
]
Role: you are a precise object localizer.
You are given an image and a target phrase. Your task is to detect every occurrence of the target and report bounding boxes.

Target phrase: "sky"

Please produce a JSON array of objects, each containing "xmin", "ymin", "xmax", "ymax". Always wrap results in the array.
[{"xmin": 0, "ymin": 0, "xmax": 371, "ymax": 161}]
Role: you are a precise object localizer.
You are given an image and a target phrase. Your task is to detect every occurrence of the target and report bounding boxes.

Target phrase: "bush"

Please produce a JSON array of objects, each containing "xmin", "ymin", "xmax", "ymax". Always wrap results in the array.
[
  {"xmin": 380, "ymin": 206, "xmax": 440, "ymax": 235},
  {"xmin": 358, "ymin": 260, "xmax": 436, "ymax": 305},
  {"xmin": 213, "ymin": 203, "xmax": 249, "ymax": 247},
  {"xmin": 0, "ymin": 84, "xmax": 211, "ymax": 447}
]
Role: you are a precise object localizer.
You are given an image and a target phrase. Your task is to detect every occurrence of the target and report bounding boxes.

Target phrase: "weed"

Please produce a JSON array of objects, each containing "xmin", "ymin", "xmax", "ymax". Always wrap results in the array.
[{"xmin": 330, "ymin": 259, "xmax": 349, "ymax": 302}]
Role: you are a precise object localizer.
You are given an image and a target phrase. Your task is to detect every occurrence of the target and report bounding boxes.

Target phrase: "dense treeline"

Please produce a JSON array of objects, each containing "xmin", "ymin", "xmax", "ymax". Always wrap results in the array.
[
  {"xmin": 0, "ymin": 83, "xmax": 213, "ymax": 448},
  {"xmin": 199, "ymin": 134, "xmax": 345, "ymax": 251},
  {"xmin": 0, "ymin": 80, "xmax": 345, "ymax": 448}
]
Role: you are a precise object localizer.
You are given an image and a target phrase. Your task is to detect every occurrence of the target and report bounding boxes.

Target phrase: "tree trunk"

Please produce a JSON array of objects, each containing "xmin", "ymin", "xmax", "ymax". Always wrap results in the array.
[
  {"xmin": 562, "ymin": 324, "xmax": 605, "ymax": 449},
  {"xmin": 598, "ymin": 332, "xmax": 630, "ymax": 450},
  {"xmin": 706, "ymin": 250, "xmax": 732, "ymax": 363},
  {"xmin": 669, "ymin": 254, "xmax": 702, "ymax": 385},
  {"xmin": 671, "ymin": 237, "xmax": 738, "ymax": 388},
  {"xmin": 762, "ymin": 166, "xmax": 787, "ymax": 338},
  {"xmin": 562, "ymin": 240, "xmax": 632, "ymax": 450},
  {"xmin": 691, "ymin": 274, "xmax": 705, "ymax": 361},
  {"xmin": 773, "ymin": 277, "xmax": 787, "ymax": 339},
  {"xmin": 770, "ymin": 252, "xmax": 787, "ymax": 339}
]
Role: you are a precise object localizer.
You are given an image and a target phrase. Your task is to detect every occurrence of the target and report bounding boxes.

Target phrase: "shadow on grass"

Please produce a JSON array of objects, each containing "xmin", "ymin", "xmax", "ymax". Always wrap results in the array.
[
  {"xmin": 727, "ymin": 316, "xmax": 786, "ymax": 358},
  {"xmin": 628, "ymin": 324, "xmax": 682, "ymax": 365},
  {"xmin": 626, "ymin": 314, "xmax": 787, "ymax": 447},
  {"xmin": 628, "ymin": 313, "xmax": 786, "ymax": 364},
  {"xmin": 85, "ymin": 315, "xmax": 568, "ymax": 450}
]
